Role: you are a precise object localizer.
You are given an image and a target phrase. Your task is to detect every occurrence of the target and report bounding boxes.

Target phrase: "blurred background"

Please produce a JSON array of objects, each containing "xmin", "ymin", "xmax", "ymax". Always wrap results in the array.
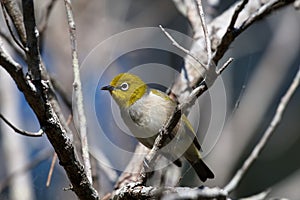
[{"xmin": 0, "ymin": 0, "xmax": 300, "ymax": 199}]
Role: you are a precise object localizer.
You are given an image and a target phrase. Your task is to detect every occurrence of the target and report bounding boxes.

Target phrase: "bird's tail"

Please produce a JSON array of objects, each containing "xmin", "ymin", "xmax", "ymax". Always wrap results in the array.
[{"xmin": 191, "ymin": 159, "xmax": 214, "ymax": 182}]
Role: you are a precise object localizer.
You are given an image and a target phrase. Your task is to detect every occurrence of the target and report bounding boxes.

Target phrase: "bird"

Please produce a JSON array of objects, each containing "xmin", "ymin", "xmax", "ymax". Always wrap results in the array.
[{"xmin": 101, "ymin": 73, "xmax": 214, "ymax": 182}]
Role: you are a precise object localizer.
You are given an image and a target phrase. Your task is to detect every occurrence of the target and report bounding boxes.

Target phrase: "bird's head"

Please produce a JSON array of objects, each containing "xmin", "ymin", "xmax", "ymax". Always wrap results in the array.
[{"xmin": 101, "ymin": 73, "xmax": 147, "ymax": 108}]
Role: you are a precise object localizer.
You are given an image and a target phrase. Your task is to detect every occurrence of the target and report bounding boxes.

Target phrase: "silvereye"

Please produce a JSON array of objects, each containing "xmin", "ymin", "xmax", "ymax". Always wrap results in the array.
[{"xmin": 101, "ymin": 73, "xmax": 214, "ymax": 182}]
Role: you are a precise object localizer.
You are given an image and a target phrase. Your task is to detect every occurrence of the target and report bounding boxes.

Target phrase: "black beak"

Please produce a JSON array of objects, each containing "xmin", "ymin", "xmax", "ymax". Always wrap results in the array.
[{"xmin": 101, "ymin": 85, "xmax": 114, "ymax": 91}]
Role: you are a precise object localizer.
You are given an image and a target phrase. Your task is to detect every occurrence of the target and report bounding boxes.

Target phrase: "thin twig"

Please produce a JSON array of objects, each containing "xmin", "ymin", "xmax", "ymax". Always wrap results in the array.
[
  {"xmin": 46, "ymin": 114, "xmax": 72, "ymax": 187},
  {"xmin": 159, "ymin": 24, "xmax": 221, "ymax": 89},
  {"xmin": 159, "ymin": 25, "xmax": 207, "ymax": 71},
  {"xmin": 240, "ymin": 189, "xmax": 271, "ymax": 200},
  {"xmin": 213, "ymin": 0, "xmax": 294, "ymax": 65},
  {"xmin": 63, "ymin": 0, "xmax": 92, "ymax": 184},
  {"xmin": 217, "ymin": 57, "xmax": 234, "ymax": 75},
  {"xmin": 0, "ymin": 113, "xmax": 43, "ymax": 137},
  {"xmin": 1, "ymin": 0, "xmax": 26, "ymax": 45},
  {"xmin": 46, "ymin": 152, "xmax": 57, "ymax": 187},
  {"xmin": 224, "ymin": 67, "xmax": 300, "ymax": 193},
  {"xmin": 0, "ymin": 30, "xmax": 26, "ymax": 59},
  {"xmin": 237, "ymin": 0, "xmax": 288, "ymax": 33},
  {"xmin": 194, "ymin": 0, "xmax": 212, "ymax": 63},
  {"xmin": 194, "ymin": 0, "xmax": 220, "ymax": 88},
  {"xmin": 228, "ymin": 0, "xmax": 249, "ymax": 30},
  {"xmin": 1, "ymin": 2, "xmax": 26, "ymax": 52}
]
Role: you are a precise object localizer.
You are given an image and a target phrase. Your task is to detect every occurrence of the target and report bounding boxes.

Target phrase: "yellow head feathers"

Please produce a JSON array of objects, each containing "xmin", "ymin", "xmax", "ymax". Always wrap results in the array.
[{"xmin": 101, "ymin": 73, "xmax": 147, "ymax": 108}]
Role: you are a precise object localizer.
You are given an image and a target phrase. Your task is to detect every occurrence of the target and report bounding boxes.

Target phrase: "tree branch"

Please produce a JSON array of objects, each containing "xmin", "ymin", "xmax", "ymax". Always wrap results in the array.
[
  {"xmin": 1, "ymin": 1, "xmax": 98, "ymax": 199},
  {"xmin": 111, "ymin": 184, "xmax": 228, "ymax": 200},
  {"xmin": 0, "ymin": 113, "xmax": 43, "ymax": 137},
  {"xmin": 195, "ymin": 0, "xmax": 212, "ymax": 64},
  {"xmin": 1, "ymin": 0, "xmax": 26, "ymax": 45},
  {"xmin": 103, "ymin": 1, "xmax": 296, "ymax": 198},
  {"xmin": 171, "ymin": 0, "xmax": 295, "ymax": 103},
  {"xmin": 46, "ymin": 114, "xmax": 72, "ymax": 187},
  {"xmin": 224, "ymin": 67, "xmax": 300, "ymax": 193},
  {"xmin": 1, "ymin": 39, "xmax": 98, "ymax": 200},
  {"xmin": 159, "ymin": 25, "xmax": 207, "ymax": 71},
  {"xmin": 213, "ymin": 0, "xmax": 295, "ymax": 65},
  {"xmin": 22, "ymin": 0, "xmax": 42, "ymax": 80},
  {"xmin": 0, "ymin": 30, "xmax": 26, "ymax": 59},
  {"xmin": 63, "ymin": 0, "xmax": 93, "ymax": 184},
  {"xmin": 0, "ymin": 2, "xmax": 26, "ymax": 51},
  {"xmin": 228, "ymin": 0, "xmax": 249, "ymax": 30}
]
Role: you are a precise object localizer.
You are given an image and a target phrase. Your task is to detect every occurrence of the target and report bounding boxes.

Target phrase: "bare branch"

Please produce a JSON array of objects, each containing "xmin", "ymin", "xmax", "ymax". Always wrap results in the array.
[
  {"xmin": 1, "ymin": 2, "xmax": 98, "ymax": 199},
  {"xmin": 238, "ymin": 0, "xmax": 290, "ymax": 33},
  {"xmin": 224, "ymin": 67, "xmax": 300, "ymax": 193},
  {"xmin": 0, "ymin": 2, "xmax": 26, "ymax": 51},
  {"xmin": 1, "ymin": 0, "xmax": 26, "ymax": 45},
  {"xmin": 214, "ymin": 0, "xmax": 295, "ymax": 65},
  {"xmin": 0, "ymin": 41, "xmax": 30, "ymax": 92},
  {"xmin": 159, "ymin": 24, "xmax": 207, "ymax": 71},
  {"xmin": 111, "ymin": 183, "xmax": 277, "ymax": 200},
  {"xmin": 0, "ymin": 31, "xmax": 25, "ymax": 59},
  {"xmin": 63, "ymin": 0, "xmax": 92, "ymax": 184},
  {"xmin": 228, "ymin": 0, "xmax": 249, "ymax": 30},
  {"xmin": 194, "ymin": 0, "xmax": 212, "ymax": 63},
  {"xmin": 0, "ymin": 113, "xmax": 43, "ymax": 137},
  {"xmin": 240, "ymin": 189, "xmax": 271, "ymax": 200},
  {"xmin": 22, "ymin": 0, "xmax": 42, "ymax": 80},
  {"xmin": 46, "ymin": 152, "xmax": 57, "ymax": 187},
  {"xmin": 217, "ymin": 57, "xmax": 234, "ymax": 75},
  {"xmin": 171, "ymin": 0, "xmax": 294, "ymax": 103},
  {"xmin": 111, "ymin": 184, "xmax": 228, "ymax": 200},
  {"xmin": 46, "ymin": 114, "xmax": 72, "ymax": 187}
]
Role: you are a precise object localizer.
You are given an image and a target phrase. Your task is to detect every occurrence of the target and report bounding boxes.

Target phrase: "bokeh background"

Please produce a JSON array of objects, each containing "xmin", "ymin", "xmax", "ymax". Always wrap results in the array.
[{"xmin": 0, "ymin": 0, "xmax": 300, "ymax": 199}]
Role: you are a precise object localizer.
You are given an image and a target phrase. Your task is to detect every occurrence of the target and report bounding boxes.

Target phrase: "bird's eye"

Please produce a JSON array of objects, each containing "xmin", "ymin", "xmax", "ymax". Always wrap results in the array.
[{"xmin": 120, "ymin": 82, "xmax": 129, "ymax": 91}]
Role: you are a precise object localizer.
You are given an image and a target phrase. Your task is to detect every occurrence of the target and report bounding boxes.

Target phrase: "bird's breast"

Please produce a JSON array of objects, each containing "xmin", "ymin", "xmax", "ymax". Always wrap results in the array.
[{"xmin": 121, "ymin": 92, "xmax": 175, "ymax": 143}]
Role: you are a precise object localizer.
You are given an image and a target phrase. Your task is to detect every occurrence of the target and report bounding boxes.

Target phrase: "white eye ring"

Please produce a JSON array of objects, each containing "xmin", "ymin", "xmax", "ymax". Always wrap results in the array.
[{"xmin": 120, "ymin": 82, "xmax": 129, "ymax": 91}]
